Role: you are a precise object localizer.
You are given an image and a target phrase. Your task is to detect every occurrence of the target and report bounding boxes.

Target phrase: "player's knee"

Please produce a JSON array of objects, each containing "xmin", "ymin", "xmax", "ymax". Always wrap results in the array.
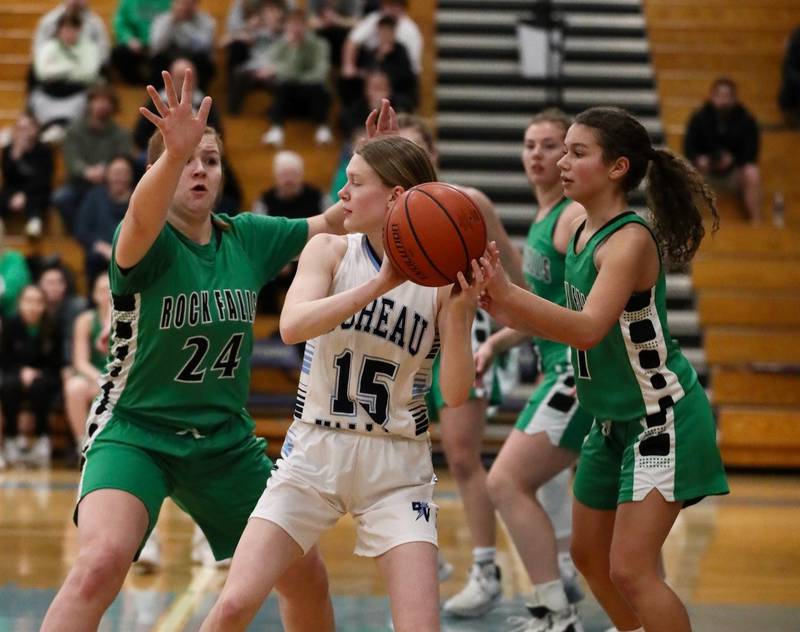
[
  {"xmin": 72, "ymin": 543, "xmax": 132, "ymax": 601},
  {"xmin": 215, "ymin": 590, "xmax": 259, "ymax": 627},
  {"xmin": 741, "ymin": 163, "xmax": 760, "ymax": 183},
  {"xmin": 277, "ymin": 552, "xmax": 330, "ymax": 602},
  {"xmin": 446, "ymin": 448, "xmax": 481, "ymax": 481},
  {"xmin": 570, "ymin": 539, "xmax": 603, "ymax": 579},
  {"xmin": 486, "ymin": 467, "xmax": 514, "ymax": 507},
  {"xmin": 608, "ymin": 550, "xmax": 650, "ymax": 603},
  {"xmin": 64, "ymin": 376, "xmax": 87, "ymax": 401}
]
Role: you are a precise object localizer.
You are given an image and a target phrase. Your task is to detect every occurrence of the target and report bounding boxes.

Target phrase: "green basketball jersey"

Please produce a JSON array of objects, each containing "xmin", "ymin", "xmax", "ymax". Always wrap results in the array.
[
  {"xmin": 564, "ymin": 211, "xmax": 697, "ymax": 422},
  {"xmin": 98, "ymin": 213, "xmax": 308, "ymax": 431},
  {"xmin": 523, "ymin": 197, "xmax": 572, "ymax": 373},
  {"xmin": 89, "ymin": 310, "xmax": 106, "ymax": 372}
]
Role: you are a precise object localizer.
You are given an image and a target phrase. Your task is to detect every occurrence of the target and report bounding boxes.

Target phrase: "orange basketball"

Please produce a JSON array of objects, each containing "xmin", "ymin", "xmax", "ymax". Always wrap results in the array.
[{"xmin": 383, "ymin": 182, "xmax": 487, "ymax": 287}]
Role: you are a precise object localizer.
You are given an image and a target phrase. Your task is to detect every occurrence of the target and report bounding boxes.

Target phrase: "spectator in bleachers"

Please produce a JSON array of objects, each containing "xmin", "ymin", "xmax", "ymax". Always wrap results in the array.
[
  {"xmin": 0, "ymin": 113, "xmax": 54, "ymax": 238},
  {"xmin": 684, "ymin": 77, "xmax": 762, "ymax": 223},
  {"xmin": 260, "ymin": 9, "xmax": 333, "ymax": 148},
  {"xmin": 1, "ymin": 284, "xmax": 63, "ymax": 468},
  {"xmin": 779, "ymin": 26, "xmax": 800, "ymax": 127},
  {"xmin": 63, "ymin": 272, "xmax": 110, "ymax": 458},
  {"xmin": 354, "ymin": 14, "xmax": 415, "ymax": 108},
  {"xmin": 340, "ymin": 0, "xmax": 421, "ymax": 81},
  {"xmin": 74, "ymin": 155, "xmax": 134, "ymax": 289},
  {"xmin": 338, "ymin": 69, "xmax": 392, "ymax": 141},
  {"xmin": 225, "ymin": 0, "xmax": 288, "ymax": 114},
  {"xmin": 308, "ymin": 0, "xmax": 364, "ymax": 68},
  {"xmin": 223, "ymin": 0, "xmax": 284, "ymax": 76},
  {"xmin": 253, "ymin": 150, "xmax": 323, "ymax": 218},
  {"xmin": 0, "ymin": 221, "xmax": 32, "ymax": 320},
  {"xmin": 29, "ymin": 11, "xmax": 102, "ymax": 138},
  {"xmin": 32, "ymin": 0, "xmax": 111, "ymax": 70},
  {"xmin": 53, "ymin": 84, "xmax": 133, "ymax": 233},
  {"xmin": 111, "ymin": 0, "xmax": 171, "ymax": 84},
  {"xmin": 149, "ymin": 0, "xmax": 217, "ymax": 91},
  {"xmin": 253, "ymin": 150, "xmax": 323, "ymax": 313},
  {"xmin": 37, "ymin": 262, "xmax": 87, "ymax": 369}
]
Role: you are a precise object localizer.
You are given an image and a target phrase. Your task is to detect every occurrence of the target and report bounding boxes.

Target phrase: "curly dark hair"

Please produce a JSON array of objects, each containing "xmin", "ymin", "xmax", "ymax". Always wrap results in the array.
[{"xmin": 574, "ymin": 106, "xmax": 718, "ymax": 269}]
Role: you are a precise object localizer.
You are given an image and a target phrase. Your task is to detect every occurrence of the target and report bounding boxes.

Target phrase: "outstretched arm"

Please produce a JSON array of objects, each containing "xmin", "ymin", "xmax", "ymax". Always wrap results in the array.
[
  {"xmin": 480, "ymin": 229, "xmax": 657, "ymax": 350},
  {"xmin": 115, "ymin": 70, "xmax": 211, "ymax": 269}
]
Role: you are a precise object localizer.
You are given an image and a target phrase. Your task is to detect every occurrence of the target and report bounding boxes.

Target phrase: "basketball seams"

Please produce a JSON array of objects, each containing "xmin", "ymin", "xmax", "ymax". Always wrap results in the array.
[
  {"xmin": 402, "ymin": 192, "xmax": 452, "ymax": 285},
  {"xmin": 415, "ymin": 187, "xmax": 472, "ymax": 273}
]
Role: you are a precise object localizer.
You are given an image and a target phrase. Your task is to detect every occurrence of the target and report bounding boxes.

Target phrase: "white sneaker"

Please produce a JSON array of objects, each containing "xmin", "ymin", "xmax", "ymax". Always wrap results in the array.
[
  {"xmin": 134, "ymin": 534, "xmax": 161, "ymax": 574},
  {"xmin": 30, "ymin": 436, "xmax": 51, "ymax": 467},
  {"xmin": 558, "ymin": 553, "xmax": 584, "ymax": 604},
  {"xmin": 438, "ymin": 552, "xmax": 454, "ymax": 583},
  {"xmin": 261, "ymin": 126, "xmax": 284, "ymax": 147},
  {"xmin": 3, "ymin": 438, "xmax": 20, "ymax": 466},
  {"xmin": 191, "ymin": 525, "xmax": 231, "ymax": 568},
  {"xmin": 507, "ymin": 605, "xmax": 583, "ymax": 632},
  {"xmin": 8, "ymin": 436, "xmax": 32, "ymax": 466},
  {"xmin": 25, "ymin": 217, "xmax": 43, "ymax": 238},
  {"xmin": 442, "ymin": 562, "xmax": 502, "ymax": 618},
  {"xmin": 314, "ymin": 125, "xmax": 333, "ymax": 146}
]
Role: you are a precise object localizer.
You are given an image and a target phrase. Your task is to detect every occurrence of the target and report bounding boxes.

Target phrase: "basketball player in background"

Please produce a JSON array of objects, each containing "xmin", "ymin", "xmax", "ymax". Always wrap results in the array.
[
  {"xmin": 396, "ymin": 115, "xmax": 585, "ymax": 623},
  {"xmin": 200, "ymin": 135, "xmax": 489, "ymax": 632},
  {"xmin": 474, "ymin": 110, "xmax": 593, "ymax": 631}
]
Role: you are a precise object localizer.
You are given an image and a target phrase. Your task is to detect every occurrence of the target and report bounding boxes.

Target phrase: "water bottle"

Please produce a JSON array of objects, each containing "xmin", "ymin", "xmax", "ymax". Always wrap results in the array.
[{"xmin": 772, "ymin": 191, "xmax": 785, "ymax": 228}]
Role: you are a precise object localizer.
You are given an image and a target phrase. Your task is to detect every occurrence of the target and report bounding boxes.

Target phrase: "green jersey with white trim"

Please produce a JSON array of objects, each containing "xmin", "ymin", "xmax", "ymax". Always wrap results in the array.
[
  {"xmin": 97, "ymin": 213, "xmax": 308, "ymax": 431},
  {"xmin": 564, "ymin": 211, "xmax": 697, "ymax": 422},
  {"xmin": 523, "ymin": 197, "xmax": 572, "ymax": 373}
]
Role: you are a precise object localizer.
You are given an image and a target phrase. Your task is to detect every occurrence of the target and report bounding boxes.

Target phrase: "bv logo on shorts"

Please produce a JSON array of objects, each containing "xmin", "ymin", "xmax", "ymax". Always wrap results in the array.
[{"xmin": 412, "ymin": 501, "xmax": 431, "ymax": 522}]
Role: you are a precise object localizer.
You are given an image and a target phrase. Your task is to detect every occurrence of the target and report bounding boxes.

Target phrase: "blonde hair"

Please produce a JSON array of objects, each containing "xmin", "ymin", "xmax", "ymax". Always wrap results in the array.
[{"xmin": 355, "ymin": 136, "xmax": 437, "ymax": 189}]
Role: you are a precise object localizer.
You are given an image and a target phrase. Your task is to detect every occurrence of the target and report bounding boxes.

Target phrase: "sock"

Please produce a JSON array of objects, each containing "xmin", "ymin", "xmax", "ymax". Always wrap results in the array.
[
  {"xmin": 557, "ymin": 551, "xmax": 578, "ymax": 580},
  {"xmin": 532, "ymin": 578, "xmax": 569, "ymax": 613},
  {"xmin": 472, "ymin": 546, "xmax": 496, "ymax": 567}
]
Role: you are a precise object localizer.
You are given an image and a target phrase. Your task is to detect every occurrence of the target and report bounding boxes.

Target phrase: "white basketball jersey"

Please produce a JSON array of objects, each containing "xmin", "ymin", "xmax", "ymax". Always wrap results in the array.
[{"xmin": 294, "ymin": 234, "xmax": 440, "ymax": 440}]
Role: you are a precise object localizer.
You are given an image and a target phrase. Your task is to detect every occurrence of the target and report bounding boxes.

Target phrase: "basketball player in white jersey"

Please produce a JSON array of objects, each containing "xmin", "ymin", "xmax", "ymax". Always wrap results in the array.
[{"xmin": 200, "ymin": 135, "xmax": 489, "ymax": 632}]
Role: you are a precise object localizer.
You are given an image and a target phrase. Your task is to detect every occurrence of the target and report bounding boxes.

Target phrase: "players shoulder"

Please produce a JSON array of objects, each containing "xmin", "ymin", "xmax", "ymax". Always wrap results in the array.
[
  {"xmin": 304, "ymin": 232, "xmax": 348, "ymax": 258},
  {"xmin": 453, "ymin": 185, "xmax": 492, "ymax": 209},
  {"xmin": 596, "ymin": 220, "xmax": 656, "ymax": 263}
]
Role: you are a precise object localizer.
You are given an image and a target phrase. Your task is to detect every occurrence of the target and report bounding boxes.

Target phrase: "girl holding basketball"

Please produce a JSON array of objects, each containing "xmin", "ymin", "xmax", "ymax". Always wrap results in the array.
[
  {"xmin": 201, "ymin": 136, "xmax": 487, "ymax": 632},
  {"xmin": 479, "ymin": 106, "xmax": 729, "ymax": 632}
]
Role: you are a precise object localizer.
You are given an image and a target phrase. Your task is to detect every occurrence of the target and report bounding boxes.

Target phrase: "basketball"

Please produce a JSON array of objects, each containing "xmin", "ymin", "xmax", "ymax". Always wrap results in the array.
[{"xmin": 383, "ymin": 182, "xmax": 488, "ymax": 287}]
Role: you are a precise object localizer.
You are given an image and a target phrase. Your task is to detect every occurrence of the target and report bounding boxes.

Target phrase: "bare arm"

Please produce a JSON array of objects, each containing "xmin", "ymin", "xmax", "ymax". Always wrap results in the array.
[
  {"xmin": 462, "ymin": 186, "xmax": 525, "ymax": 287},
  {"xmin": 71, "ymin": 311, "xmax": 101, "ymax": 381},
  {"xmin": 551, "ymin": 201, "xmax": 586, "ymax": 255},
  {"xmin": 436, "ymin": 262, "xmax": 488, "ymax": 407},
  {"xmin": 115, "ymin": 70, "xmax": 211, "ymax": 269},
  {"xmin": 480, "ymin": 227, "xmax": 658, "ymax": 350},
  {"xmin": 474, "ymin": 326, "xmax": 529, "ymax": 377},
  {"xmin": 279, "ymin": 235, "xmax": 406, "ymax": 344}
]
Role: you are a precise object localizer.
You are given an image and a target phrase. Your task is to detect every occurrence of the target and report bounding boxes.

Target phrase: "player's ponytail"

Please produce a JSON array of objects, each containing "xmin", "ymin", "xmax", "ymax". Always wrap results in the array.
[{"xmin": 574, "ymin": 107, "xmax": 718, "ymax": 269}]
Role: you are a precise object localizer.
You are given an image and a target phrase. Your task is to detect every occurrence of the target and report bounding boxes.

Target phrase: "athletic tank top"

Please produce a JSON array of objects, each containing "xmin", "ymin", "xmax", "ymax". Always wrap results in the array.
[
  {"xmin": 295, "ymin": 234, "xmax": 439, "ymax": 440},
  {"xmin": 523, "ymin": 197, "xmax": 572, "ymax": 373},
  {"xmin": 92, "ymin": 213, "xmax": 308, "ymax": 432},
  {"xmin": 564, "ymin": 211, "xmax": 697, "ymax": 422}
]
